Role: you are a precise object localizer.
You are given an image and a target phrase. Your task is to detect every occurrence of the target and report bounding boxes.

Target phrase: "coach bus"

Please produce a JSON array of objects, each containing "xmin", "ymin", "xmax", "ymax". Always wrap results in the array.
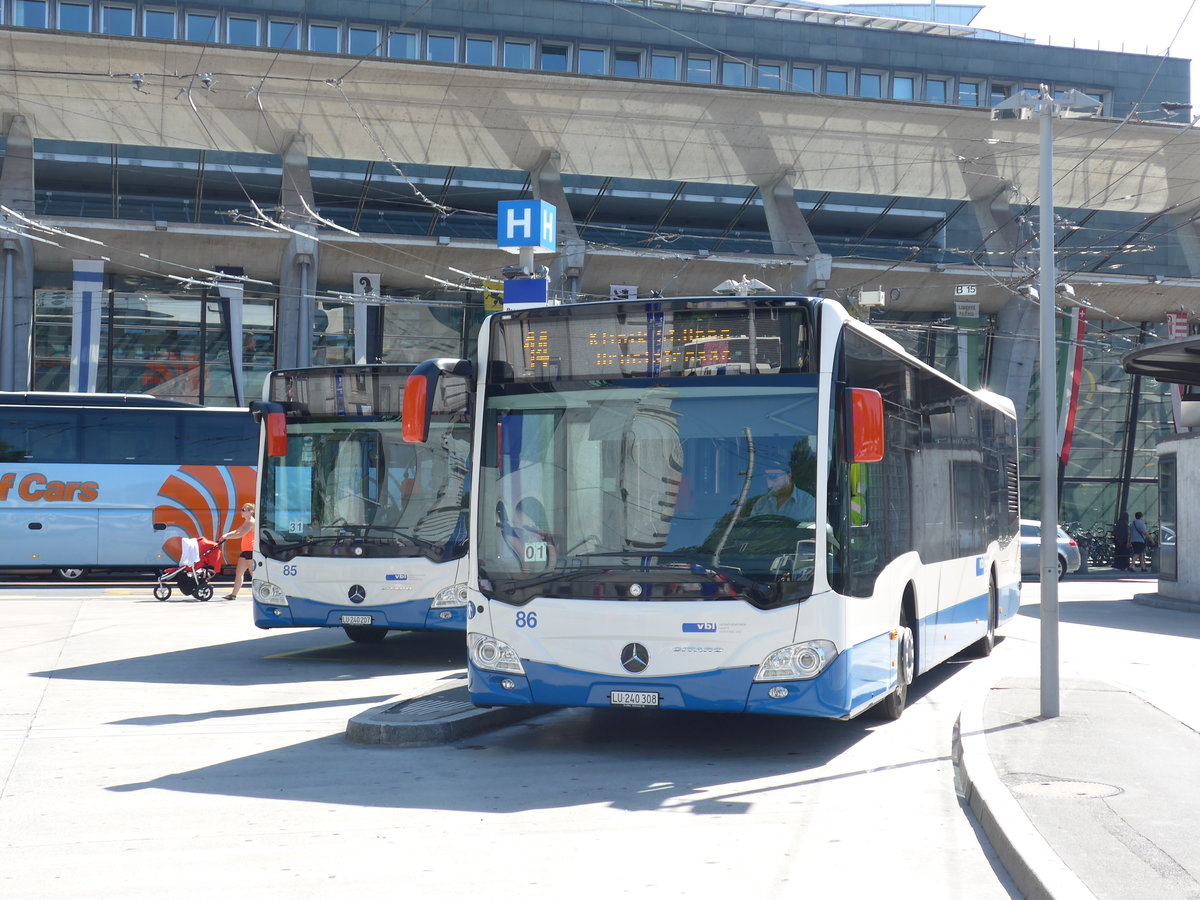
[
  {"xmin": 402, "ymin": 295, "xmax": 1021, "ymax": 720},
  {"xmin": 250, "ymin": 365, "xmax": 471, "ymax": 642},
  {"xmin": 0, "ymin": 392, "xmax": 257, "ymax": 580}
]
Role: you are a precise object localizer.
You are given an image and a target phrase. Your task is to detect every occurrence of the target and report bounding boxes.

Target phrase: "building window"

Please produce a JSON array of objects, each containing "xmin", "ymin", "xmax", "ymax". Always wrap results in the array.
[
  {"xmin": 466, "ymin": 37, "xmax": 494, "ymax": 66},
  {"xmin": 791, "ymin": 66, "xmax": 816, "ymax": 92},
  {"xmin": 13, "ymin": 1, "xmax": 47, "ymax": 28},
  {"xmin": 614, "ymin": 50, "xmax": 641, "ymax": 78},
  {"xmin": 185, "ymin": 12, "xmax": 217, "ymax": 42},
  {"xmin": 859, "ymin": 72, "xmax": 882, "ymax": 98},
  {"xmin": 427, "ymin": 34, "xmax": 457, "ymax": 62},
  {"xmin": 349, "ymin": 27, "xmax": 380, "ymax": 56},
  {"xmin": 926, "ymin": 78, "xmax": 948, "ymax": 103},
  {"xmin": 758, "ymin": 63, "xmax": 783, "ymax": 90},
  {"xmin": 1158, "ymin": 454, "xmax": 1176, "ymax": 580},
  {"xmin": 309, "ymin": 23, "xmax": 340, "ymax": 53},
  {"xmin": 826, "ymin": 70, "xmax": 849, "ymax": 95},
  {"xmin": 651, "ymin": 52, "xmax": 678, "ymax": 81},
  {"xmin": 504, "ymin": 40, "xmax": 533, "ymax": 69},
  {"xmin": 228, "ymin": 16, "xmax": 259, "ymax": 47},
  {"xmin": 101, "ymin": 4, "xmax": 133, "ymax": 35},
  {"xmin": 144, "ymin": 8, "xmax": 175, "ymax": 38},
  {"xmin": 578, "ymin": 46, "xmax": 606, "ymax": 75},
  {"xmin": 958, "ymin": 81, "xmax": 980, "ymax": 106},
  {"xmin": 542, "ymin": 44, "xmax": 570, "ymax": 72},
  {"xmin": 388, "ymin": 31, "xmax": 418, "ymax": 59},
  {"xmin": 722, "ymin": 60, "xmax": 747, "ymax": 87},
  {"xmin": 991, "ymin": 82, "xmax": 1014, "ymax": 106},
  {"xmin": 892, "ymin": 75, "xmax": 915, "ymax": 100},
  {"xmin": 58, "ymin": 1, "xmax": 91, "ymax": 31},
  {"xmin": 687, "ymin": 56, "xmax": 713, "ymax": 84}
]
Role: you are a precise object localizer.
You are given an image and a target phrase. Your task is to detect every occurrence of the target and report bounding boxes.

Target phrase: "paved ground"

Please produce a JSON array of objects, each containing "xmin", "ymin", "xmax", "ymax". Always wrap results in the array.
[{"xmin": 956, "ymin": 577, "xmax": 1200, "ymax": 900}]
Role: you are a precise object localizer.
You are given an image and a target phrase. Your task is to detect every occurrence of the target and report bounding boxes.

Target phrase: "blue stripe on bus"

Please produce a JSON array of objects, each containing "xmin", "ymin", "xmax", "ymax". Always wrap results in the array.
[
  {"xmin": 468, "ymin": 577, "xmax": 1020, "ymax": 717},
  {"xmin": 253, "ymin": 594, "xmax": 466, "ymax": 632},
  {"xmin": 467, "ymin": 628, "xmax": 901, "ymax": 718}
]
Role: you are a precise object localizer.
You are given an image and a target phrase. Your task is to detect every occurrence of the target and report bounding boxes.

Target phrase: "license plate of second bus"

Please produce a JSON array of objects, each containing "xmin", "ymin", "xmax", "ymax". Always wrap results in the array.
[
  {"xmin": 340, "ymin": 615, "xmax": 374, "ymax": 626},
  {"xmin": 610, "ymin": 691, "xmax": 659, "ymax": 708}
]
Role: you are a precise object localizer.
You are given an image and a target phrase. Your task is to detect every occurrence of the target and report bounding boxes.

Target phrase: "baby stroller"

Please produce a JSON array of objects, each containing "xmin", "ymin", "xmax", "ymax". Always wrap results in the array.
[{"xmin": 153, "ymin": 537, "xmax": 223, "ymax": 601}]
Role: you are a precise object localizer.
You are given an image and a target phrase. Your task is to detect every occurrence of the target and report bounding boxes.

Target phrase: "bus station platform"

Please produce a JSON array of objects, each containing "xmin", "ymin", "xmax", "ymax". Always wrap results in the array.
[
  {"xmin": 955, "ymin": 591, "xmax": 1200, "ymax": 900},
  {"xmin": 345, "ymin": 682, "xmax": 544, "ymax": 746}
]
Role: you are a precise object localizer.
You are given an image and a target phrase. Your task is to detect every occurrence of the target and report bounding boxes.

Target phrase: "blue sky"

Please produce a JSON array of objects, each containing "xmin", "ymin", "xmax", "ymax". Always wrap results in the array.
[{"xmin": 968, "ymin": 0, "xmax": 1200, "ymax": 117}]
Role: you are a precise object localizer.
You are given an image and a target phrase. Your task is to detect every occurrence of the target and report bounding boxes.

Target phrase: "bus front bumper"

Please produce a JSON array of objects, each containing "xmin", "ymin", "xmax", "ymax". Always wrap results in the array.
[
  {"xmin": 254, "ymin": 594, "xmax": 467, "ymax": 632},
  {"xmin": 467, "ymin": 636, "xmax": 896, "ymax": 719}
]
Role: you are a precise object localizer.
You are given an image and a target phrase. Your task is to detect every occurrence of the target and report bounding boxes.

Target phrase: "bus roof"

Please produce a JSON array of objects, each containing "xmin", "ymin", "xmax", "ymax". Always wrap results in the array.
[{"xmin": 0, "ymin": 391, "xmax": 201, "ymax": 408}]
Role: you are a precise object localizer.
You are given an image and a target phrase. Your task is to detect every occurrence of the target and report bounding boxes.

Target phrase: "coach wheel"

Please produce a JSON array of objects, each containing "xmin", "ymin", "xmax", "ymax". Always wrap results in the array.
[
  {"xmin": 56, "ymin": 567, "xmax": 86, "ymax": 581},
  {"xmin": 968, "ymin": 578, "xmax": 997, "ymax": 658},
  {"xmin": 877, "ymin": 607, "xmax": 914, "ymax": 721},
  {"xmin": 194, "ymin": 583, "xmax": 214, "ymax": 602},
  {"xmin": 153, "ymin": 584, "xmax": 171, "ymax": 601},
  {"xmin": 344, "ymin": 625, "xmax": 388, "ymax": 643}
]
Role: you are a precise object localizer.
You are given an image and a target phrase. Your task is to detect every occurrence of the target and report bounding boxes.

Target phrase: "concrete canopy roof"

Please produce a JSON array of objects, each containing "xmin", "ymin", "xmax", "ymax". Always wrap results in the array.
[{"xmin": 3, "ymin": 29, "xmax": 1199, "ymax": 215}]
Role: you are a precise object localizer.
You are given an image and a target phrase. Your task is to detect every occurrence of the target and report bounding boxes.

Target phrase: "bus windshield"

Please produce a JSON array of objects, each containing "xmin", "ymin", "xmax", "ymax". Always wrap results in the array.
[
  {"xmin": 479, "ymin": 376, "xmax": 821, "ymax": 607},
  {"xmin": 261, "ymin": 416, "xmax": 469, "ymax": 563}
]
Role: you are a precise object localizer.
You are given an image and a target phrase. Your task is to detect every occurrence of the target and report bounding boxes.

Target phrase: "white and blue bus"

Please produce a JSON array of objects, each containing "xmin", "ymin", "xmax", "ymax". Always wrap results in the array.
[
  {"xmin": 403, "ymin": 296, "xmax": 1020, "ymax": 719},
  {"xmin": 250, "ymin": 365, "xmax": 471, "ymax": 643},
  {"xmin": 0, "ymin": 391, "xmax": 257, "ymax": 580}
]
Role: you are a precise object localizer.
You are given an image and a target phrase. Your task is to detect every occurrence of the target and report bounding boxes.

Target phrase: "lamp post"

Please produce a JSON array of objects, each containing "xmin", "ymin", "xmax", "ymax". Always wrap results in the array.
[{"xmin": 993, "ymin": 85, "xmax": 1101, "ymax": 718}]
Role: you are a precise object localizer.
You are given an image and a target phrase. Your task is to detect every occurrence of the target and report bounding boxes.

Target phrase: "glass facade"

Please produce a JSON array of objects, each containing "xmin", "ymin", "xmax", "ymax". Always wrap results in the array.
[{"xmin": 0, "ymin": 0, "xmax": 1188, "ymax": 531}]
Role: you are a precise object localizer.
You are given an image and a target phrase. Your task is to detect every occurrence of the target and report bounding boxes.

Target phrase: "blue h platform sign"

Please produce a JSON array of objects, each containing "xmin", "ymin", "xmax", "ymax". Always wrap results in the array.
[{"xmin": 497, "ymin": 200, "xmax": 556, "ymax": 253}]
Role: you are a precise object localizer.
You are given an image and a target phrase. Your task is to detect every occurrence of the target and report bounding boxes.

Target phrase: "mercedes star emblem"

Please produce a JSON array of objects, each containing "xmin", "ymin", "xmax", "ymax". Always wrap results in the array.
[
  {"xmin": 620, "ymin": 642, "xmax": 649, "ymax": 673},
  {"xmin": 347, "ymin": 584, "xmax": 367, "ymax": 604}
]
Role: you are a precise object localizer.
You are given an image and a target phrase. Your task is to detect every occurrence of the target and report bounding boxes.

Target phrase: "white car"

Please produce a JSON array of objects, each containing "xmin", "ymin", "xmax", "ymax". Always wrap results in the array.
[{"xmin": 1019, "ymin": 519, "xmax": 1082, "ymax": 580}]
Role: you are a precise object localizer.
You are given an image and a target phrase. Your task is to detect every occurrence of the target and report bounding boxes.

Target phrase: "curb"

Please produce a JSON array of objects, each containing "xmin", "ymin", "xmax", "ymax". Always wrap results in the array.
[
  {"xmin": 346, "ymin": 682, "xmax": 546, "ymax": 747},
  {"xmin": 1131, "ymin": 591, "xmax": 1200, "ymax": 614},
  {"xmin": 953, "ymin": 684, "xmax": 1096, "ymax": 900}
]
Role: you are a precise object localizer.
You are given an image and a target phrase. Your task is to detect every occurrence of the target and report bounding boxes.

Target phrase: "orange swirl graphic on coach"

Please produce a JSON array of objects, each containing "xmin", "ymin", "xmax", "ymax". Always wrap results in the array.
[{"xmin": 153, "ymin": 465, "xmax": 256, "ymax": 566}]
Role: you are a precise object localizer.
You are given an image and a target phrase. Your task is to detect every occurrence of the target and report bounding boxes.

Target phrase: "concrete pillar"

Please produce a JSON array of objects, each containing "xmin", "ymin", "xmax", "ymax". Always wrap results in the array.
[
  {"xmin": 0, "ymin": 115, "xmax": 36, "ymax": 390},
  {"xmin": 275, "ymin": 134, "xmax": 319, "ymax": 369},
  {"xmin": 757, "ymin": 170, "xmax": 830, "ymax": 296},
  {"xmin": 967, "ymin": 179, "xmax": 1038, "ymax": 418},
  {"xmin": 531, "ymin": 150, "xmax": 585, "ymax": 302},
  {"xmin": 1167, "ymin": 203, "xmax": 1200, "ymax": 277}
]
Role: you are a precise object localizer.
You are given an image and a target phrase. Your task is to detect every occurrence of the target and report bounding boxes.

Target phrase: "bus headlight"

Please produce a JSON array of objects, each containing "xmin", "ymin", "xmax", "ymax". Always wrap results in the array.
[
  {"xmin": 469, "ymin": 634, "xmax": 525, "ymax": 675},
  {"xmin": 754, "ymin": 640, "xmax": 837, "ymax": 681},
  {"xmin": 431, "ymin": 583, "xmax": 470, "ymax": 608},
  {"xmin": 252, "ymin": 579, "xmax": 287, "ymax": 607}
]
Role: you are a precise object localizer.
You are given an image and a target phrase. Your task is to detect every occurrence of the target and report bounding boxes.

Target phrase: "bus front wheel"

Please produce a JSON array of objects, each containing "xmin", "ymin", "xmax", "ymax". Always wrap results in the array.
[
  {"xmin": 56, "ymin": 567, "xmax": 86, "ymax": 581},
  {"xmin": 877, "ymin": 609, "xmax": 914, "ymax": 721},
  {"xmin": 344, "ymin": 625, "xmax": 388, "ymax": 643}
]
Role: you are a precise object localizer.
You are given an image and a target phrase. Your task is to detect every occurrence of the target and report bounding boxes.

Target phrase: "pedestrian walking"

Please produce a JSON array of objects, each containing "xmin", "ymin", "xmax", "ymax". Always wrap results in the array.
[
  {"xmin": 220, "ymin": 502, "xmax": 255, "ymax": 600},
  {"xmin": 1131, "ymin": 511, "xmax": 1151, "ymax": 572}
]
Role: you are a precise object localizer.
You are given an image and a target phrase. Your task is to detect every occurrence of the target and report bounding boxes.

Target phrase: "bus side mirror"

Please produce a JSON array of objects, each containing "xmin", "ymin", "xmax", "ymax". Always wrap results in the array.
[
  {"xmin": 265, "ymin": 412, "xmax": 287, "ymax": 457},
  {"xmin": 250, "ymin": 401, "xmax": 288, "ymax": 457},
  {"xmin": 403, "ymin": 358, "xmax": 474, "ymax": 444},
  {"xmin": 848, "ymin": 387, "xmax": 884, "ymax": 463}
]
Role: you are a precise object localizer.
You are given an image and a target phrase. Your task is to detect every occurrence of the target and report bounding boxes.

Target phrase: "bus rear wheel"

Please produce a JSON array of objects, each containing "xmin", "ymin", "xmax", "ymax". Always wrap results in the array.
[
  {"xmin": 877, "ymin": 609, "xmax": 914, "ymax": 721},
  {"xmin": 344, "ymin": 625, "xmax": 388, "ymax": 643},
  {"xmin": 967, "ymin": 579, "xmax": 998, "ymax": 658}
]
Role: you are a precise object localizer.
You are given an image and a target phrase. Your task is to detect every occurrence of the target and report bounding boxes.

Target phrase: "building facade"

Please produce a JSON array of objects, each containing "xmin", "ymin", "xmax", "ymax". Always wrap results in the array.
[{"xmin": 0, "ymin": 0, "xmax": 1196, "ymax": 532}]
